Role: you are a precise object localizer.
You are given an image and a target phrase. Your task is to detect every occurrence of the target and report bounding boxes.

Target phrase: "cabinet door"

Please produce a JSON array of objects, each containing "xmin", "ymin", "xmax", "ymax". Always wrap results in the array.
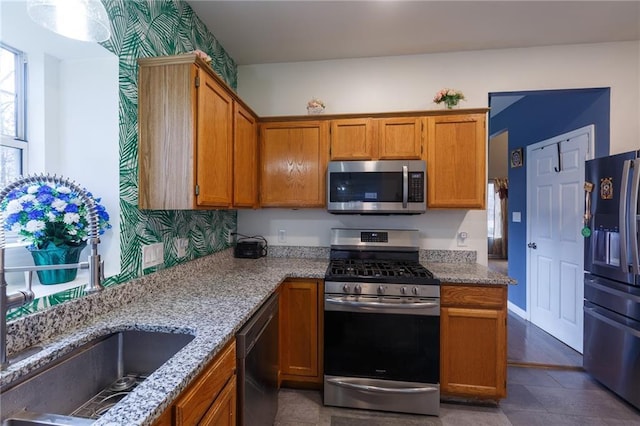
[
  {"xmin": 233, "ymin": 103, "xmax": 258, "ymax": 208},
  {"xmin": 138, "ymin": 62, "xmax": 197, "ymax": 210},
  {"xmin": 440, "ymin": 284, "xmax": 507, "ymax": 399},
  {"xmin": 174, "ymin": 341, "xmax": 236, "ymax": 425},
  {"xmin": 440, "ymin": 306, "xmax": 506, "ymax": 399},
  {"xmin": 279, "ymin": 279, "xmax": 323, "ymax": 386},
  {"xmin": 260, "ymin": 121, "xmax": 329, "ymax": 207},
  {"xmin": 196, "ymin": 69, "xmax": 233, "ymax": 207},
  {"xmin": 330, "ymin": 118, "xmax": 375, "ymax": 160},
  {"xmin": 198, "ymin": 376, "xmax": 237, "ymax": 426},
  {"xmin": 426, "ymin": 114, "xmax": 486, "ymax": 209},
  {"xmin": 377, "ymin": 117, "xmax": 423, "ymax": 159}
]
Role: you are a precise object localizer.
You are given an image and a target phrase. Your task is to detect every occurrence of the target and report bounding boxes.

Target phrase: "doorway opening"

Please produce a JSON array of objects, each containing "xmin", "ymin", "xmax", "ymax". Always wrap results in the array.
[{"xmin": 488, "ymin": 131, "xmax": 509, "ymax": 276}]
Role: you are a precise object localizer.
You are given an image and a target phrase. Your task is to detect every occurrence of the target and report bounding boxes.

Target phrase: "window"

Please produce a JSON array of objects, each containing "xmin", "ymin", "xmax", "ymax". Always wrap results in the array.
[
  {"xmin": 487, "ymin": 181, "xmax": 502, "ymax": 239},
  {"xmin": 1, "ymin": 43, "xmax": 27, "ymax": 187}
]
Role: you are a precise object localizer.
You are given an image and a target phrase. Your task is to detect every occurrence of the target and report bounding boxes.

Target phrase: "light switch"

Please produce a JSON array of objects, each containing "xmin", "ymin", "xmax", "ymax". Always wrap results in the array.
[{"xmin": 512, "ymin": 212, "xmax": 521, "ymax": 223}]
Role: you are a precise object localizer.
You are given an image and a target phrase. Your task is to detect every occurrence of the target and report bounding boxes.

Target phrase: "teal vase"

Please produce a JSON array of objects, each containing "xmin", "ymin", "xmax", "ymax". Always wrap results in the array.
[{"xmin": 28, "ymin": 242, "xmax": 87, "ymax": 285}]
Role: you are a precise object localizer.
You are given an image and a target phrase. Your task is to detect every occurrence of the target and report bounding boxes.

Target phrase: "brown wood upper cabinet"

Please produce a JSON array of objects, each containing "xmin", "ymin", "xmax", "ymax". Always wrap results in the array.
[
  {"xmin": 259, "ymin": 120, "xmax": 329, "ymax": 207},
  {"xmin": 425, "ymin": 113, "xmax": 486, "ymax": 209},
  {"xmin": 330, "ymin": 117, "xmax": 423, "ymax": 160},
  {"xmin": 233, "ymin": 103, "xmax": 259, "ymax": 208},
  {"xmin": 138, "ymin": 54, "xmax": 258, "ymax": 210}
]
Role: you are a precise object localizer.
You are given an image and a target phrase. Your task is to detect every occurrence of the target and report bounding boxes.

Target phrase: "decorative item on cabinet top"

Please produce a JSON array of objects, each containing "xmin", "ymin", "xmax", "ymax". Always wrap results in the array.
[
  {"xmin": 307, "ymin": 98, "xmax": 325, "ymax": 114},
  {"xmin": 433, "ymin": 88, "xmax": 465, "ymax": 109}
]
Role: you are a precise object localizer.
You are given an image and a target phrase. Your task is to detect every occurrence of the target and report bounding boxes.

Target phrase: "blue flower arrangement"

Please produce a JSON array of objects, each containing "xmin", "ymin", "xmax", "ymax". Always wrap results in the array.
[{"xmin": 1, "ymin": 181, "xmax": 111, "ymax": 250}]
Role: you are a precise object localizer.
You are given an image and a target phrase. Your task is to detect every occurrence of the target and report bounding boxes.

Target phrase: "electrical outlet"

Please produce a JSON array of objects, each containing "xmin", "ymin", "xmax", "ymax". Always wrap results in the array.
[
  {"xmin": 278, "ymin": 229, "xmax": 286, "ymax": 243},
  {"xmin": 457, "ymin": 231, "xmax": 468, "ymax": 247},
  {"xmin": 175, "ymin": 238, "xmax": 188, "ymax": 258},
  {"xmin": 142, "ymin": 242, "xmax": 164, "ymax": 269},
  {"xmin": 227, "ymin": 231, "xmax": 234, "ymax": 244}
]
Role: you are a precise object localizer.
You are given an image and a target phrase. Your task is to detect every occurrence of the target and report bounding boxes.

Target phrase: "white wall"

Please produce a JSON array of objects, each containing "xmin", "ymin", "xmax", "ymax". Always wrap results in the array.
[
  {"xmin": 2, "ymin": 3, "xmax": 121, "ymax": 290},
  {"xmin": 237, "ymin": 41, "xmax": 640, "ymax": 265},
  {"xmin": 57, "ymin": 57, "xmax": 121, "ymax": 278}
]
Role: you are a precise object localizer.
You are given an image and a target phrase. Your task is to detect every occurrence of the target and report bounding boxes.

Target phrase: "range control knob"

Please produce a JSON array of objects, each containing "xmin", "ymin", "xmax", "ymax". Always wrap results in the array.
[
  {"xmin": 377, "ymin": 285, "xmax": 385, "ymax": 295},
  {"xmin": 354, "ymin": 284, "xmax": 363, "ymax": 295},
  {"xmin": 400, "ymin": 286, "xmax": 408, "ymax": 295},
  {"xmin": 342, "ymin": 284, "xmax": 350, "ymax": 293},
  {"xmin": 412, "ymin": 287, "xmax": 420, "ymax": 296}
]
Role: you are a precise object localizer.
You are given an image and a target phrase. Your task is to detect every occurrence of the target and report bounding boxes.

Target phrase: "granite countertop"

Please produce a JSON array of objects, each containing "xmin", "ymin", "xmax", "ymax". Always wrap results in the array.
[
  {"xmin": 2, "ymin": 249, "xmax": 514, "ymax": 425},
  {"xmin": 2, "ymin": 251, "xmax": 327, "ymax": 426},
  {"xmin": 427, "ymin": 262, "xmax": 516, "ymax": 285}
]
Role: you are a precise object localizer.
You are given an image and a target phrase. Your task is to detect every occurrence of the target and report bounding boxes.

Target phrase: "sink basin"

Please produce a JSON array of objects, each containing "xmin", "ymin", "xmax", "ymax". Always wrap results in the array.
[
  {"xmin": 2, "ymin": 412, "xmax": 93, "ymax": 426},
  {"xmin": 1, "ymin": 330, "xmax": 195, "ymax": 424}
]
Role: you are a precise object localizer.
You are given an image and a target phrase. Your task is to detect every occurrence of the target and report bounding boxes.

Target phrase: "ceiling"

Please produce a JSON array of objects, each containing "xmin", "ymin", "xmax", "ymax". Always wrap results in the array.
[{"xmin": 187, "ymin": 0, "xmax": 640, "ymax": 66}]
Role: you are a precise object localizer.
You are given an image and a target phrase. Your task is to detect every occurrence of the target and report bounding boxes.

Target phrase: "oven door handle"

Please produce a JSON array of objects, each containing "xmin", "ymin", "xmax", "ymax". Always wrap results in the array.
[
  {"xmin": 325, "ymin": 297, "xmax": 439, "ymax": 310},
  {"xmin": 326, "ymin": 377, "xmax": 438, "ymax": 394}
]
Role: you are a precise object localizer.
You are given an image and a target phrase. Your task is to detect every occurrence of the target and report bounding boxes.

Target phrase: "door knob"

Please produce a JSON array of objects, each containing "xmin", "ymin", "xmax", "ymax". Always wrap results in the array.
[{"xmin": 527, "ymin": 242, "xmax": 537, "ymax": 249}]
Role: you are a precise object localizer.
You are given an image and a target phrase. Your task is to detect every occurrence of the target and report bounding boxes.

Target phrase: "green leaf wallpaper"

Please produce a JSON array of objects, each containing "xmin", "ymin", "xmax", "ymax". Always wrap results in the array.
[{"xmin": 8, "ymin": 0, "xmax": 238, "ymax": 320}]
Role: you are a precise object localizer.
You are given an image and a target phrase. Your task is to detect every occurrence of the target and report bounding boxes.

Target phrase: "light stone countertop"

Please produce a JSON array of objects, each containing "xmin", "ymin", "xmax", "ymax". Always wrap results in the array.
[
  {"xmin": 2, "ymin": 251, "xmax": 327, "ymax": 426},
  {"xmin": 1, "ymin": 248, "xmax": 514, "ymax": 425},
  {"xmin": 427, "ymin": 262, "xmax": 517, "ymax": 285}
]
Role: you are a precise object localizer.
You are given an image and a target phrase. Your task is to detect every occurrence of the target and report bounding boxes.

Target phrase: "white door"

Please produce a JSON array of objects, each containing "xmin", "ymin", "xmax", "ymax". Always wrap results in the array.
[{"xmin": 526, "ymin": 126, "xmax": 593, "ymax": 353}]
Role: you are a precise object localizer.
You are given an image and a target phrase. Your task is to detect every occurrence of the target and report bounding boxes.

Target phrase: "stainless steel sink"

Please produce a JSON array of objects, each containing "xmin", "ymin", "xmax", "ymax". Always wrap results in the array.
[{"xmin": 1, "ymin": 330, "xmax": 195, "ymax": 425}]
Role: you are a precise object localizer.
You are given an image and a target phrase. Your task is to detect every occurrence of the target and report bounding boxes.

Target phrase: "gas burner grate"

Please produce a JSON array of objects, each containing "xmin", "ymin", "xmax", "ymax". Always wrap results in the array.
[{"xmin": 328, "ymin": 259, "xmax": 435, "ymax": 280}]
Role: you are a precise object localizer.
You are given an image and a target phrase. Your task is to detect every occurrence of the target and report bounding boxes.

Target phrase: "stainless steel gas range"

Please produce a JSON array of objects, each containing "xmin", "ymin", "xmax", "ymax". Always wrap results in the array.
[{"xmin": 323, "ymin": 228, "xmax": 441, "ymax": 416}]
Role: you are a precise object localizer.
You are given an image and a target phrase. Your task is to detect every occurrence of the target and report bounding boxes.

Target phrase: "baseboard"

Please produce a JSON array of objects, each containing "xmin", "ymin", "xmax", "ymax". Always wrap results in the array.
[{"xmin": 508, "ymin": 301, "xmax": 527, "ymax": 319}]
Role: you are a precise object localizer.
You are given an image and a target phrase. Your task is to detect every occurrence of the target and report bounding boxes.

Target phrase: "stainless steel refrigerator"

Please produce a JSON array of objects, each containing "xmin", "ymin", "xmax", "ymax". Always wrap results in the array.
[{"xmin": 583, "ymin": 150, "xmax": 639, "ymax": 410}]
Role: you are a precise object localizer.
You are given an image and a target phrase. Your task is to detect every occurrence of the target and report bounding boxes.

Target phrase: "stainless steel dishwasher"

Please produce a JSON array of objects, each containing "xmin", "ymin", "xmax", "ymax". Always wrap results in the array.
[{"xmin": 236, "ymin": 292, "xmax": 279, "ymax": 426}]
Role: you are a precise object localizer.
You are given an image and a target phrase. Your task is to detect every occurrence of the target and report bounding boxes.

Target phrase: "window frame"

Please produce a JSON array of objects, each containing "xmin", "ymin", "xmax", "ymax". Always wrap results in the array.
[{"xmin": 1, "ymin": 42, "xmax": 28, "ymax": 182}]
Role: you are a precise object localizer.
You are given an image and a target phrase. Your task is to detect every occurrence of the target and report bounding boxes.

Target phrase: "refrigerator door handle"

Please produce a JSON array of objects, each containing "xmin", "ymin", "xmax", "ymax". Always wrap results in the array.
[
  {"xmin": 620, "ymin": 160, "xmax": 631, "ymax": 274},
  {"xmin": 630, "ymin": 159, "xmax": 639, "ymax": 275}
]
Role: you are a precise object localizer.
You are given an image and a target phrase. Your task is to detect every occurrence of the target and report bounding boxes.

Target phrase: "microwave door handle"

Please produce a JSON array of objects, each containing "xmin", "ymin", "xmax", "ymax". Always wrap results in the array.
[
  {"xmin": 630, "ymin": 159, "xmax": 640, "ymax": 275},
  {"xmin": 620, "ymin": 159, "xmax": 631, "ymax": 274},
  {"xmin": 402, "ymin": 165, "xmax": 408, "ymax": 208}
]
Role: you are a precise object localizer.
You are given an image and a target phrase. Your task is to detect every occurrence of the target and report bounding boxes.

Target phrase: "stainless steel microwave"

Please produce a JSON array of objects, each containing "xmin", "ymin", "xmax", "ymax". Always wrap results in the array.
[{"xmin": 326, "ymin": 160, "xmax": 426, "ymax": 214}]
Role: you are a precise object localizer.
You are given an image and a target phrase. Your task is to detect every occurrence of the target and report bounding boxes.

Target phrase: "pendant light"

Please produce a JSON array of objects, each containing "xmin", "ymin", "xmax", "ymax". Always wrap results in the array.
[{"xmin": 26, "ymin": 0, "xmax": 111, "ymax": 43}]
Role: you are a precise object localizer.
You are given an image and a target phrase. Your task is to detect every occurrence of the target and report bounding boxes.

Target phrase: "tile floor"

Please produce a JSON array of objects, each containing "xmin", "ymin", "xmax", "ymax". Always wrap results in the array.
[{"xmin": 275, "ymin": 301, "xmax": 640, "ymax": 425}]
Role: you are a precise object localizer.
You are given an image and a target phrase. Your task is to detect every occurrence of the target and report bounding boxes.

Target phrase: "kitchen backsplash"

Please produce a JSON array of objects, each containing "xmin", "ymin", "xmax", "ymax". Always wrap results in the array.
[{"xmin": 267, "ymin": 246, "xmax": 476, "ymax": 264}]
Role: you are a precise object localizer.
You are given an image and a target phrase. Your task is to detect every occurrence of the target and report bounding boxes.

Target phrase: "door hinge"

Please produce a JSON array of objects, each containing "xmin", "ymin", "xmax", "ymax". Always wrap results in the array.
[
  {"xmin": 195, "ymin": 75, "xmax": 200, "ymax": 88},
  {"xmin": 195, "ymin": 185, "xmax": 200, "ymax": 195}
]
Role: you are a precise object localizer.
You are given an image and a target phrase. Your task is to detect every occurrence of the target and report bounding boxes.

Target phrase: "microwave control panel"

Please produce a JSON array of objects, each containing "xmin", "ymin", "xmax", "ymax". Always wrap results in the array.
[{"xmin": 409, "ymin": 172, "xmax": 425, "ymax": 202}]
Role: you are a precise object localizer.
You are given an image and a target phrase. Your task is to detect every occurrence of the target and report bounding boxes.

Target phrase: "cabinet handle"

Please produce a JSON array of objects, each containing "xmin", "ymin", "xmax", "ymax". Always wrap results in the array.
[{"xmin": 327, "ymin": 377, "xmax": 438, "ymax": 394}]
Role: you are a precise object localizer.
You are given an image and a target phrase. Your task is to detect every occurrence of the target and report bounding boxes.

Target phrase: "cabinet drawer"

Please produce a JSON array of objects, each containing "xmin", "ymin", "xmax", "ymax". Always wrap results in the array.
[
  {"xmin": 441, "ymin": 285, "xmax": 506, "ymax": 309},
  {"xmin": 174, "ymin": 340, "xmax": 236, "ymax": 425}
]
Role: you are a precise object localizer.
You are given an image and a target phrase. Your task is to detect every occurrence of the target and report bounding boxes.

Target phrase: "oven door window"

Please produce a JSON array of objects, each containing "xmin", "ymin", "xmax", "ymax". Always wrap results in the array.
[{"xmin": 324, "ymin": 310, "xmax": 439, "ymax": 384}]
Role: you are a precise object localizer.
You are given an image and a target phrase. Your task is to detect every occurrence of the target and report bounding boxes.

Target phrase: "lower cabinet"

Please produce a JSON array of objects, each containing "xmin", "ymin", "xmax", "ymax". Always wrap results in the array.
[
  {"xmin": 153, "ymin": 339, "xmax": 236, "ymax": 426},
  {"xmin": 278, "ymin": 278, "xmax": 324, "ymax": 388},
  {"xmin": 440, "ymin": 284, "xmax": 507, "ymax": 400}
]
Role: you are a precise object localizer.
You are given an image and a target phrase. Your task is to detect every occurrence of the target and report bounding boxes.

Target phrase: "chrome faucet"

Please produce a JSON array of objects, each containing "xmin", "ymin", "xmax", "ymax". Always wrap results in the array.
[{"xmin": 0, "ymin": 174, "xmax": 104, "ymax": 370}]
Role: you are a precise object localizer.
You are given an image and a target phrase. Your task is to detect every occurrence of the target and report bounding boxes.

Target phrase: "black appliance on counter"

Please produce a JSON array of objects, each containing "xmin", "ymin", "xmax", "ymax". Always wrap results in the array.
[
  {"xmin": 583, "ymin": 150, "xmax": 640, "ymax": 410},
  {"xmin": 234, "ymin": 234, "xmax": 267, "ymax": 259},
  {"xmin": 323, "ymin": 228, "xmax": 441, "ymax": 416}
]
